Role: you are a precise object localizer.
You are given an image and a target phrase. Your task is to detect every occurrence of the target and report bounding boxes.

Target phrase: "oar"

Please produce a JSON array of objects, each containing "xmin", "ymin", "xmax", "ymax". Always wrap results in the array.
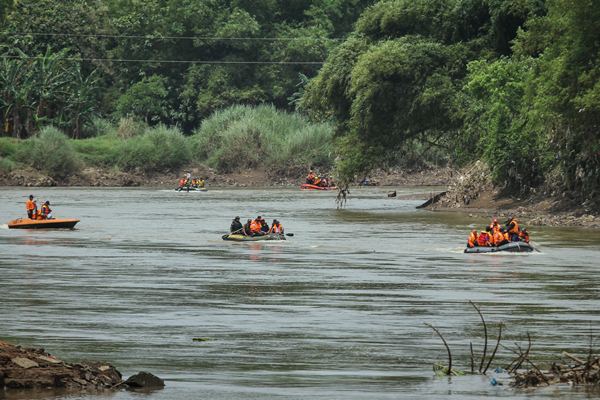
[{"xmin": 285, "ymin": 233, "xmax": 294, "ymax": 237}]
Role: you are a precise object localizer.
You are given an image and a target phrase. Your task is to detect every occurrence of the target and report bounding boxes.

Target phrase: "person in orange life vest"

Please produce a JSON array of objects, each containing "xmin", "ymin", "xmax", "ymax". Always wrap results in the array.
[
  {"xmin": 467, "ymin": 230, "xmax": 478, "ymax": 248},
  {"xmin": 492, "ymin": 227, "xmax": 508, "ymax": 246},
  {"xmin": 477, "ymin": 227, "xmax": 492, "ymax": 246},
  {"xmin": 269, "ymin": 219, "xmax": 284, "ymax": 235},
  {"xmin": 250, "ymin": 216, "xmax": 266, "ymax": 236},
  {"xmin": 25, "ymin": 194, "xmax": 37, "ymax": 219},
  {"xmin": 519, "ymin": 228, "xmax": 530, "ymax": 243},
  {"xmin": 313, "ymin": 175, "xmax": 322, "ymax": 186},
  {"xmin": 505, "ymin": 216, "xmax": 520, "ymax": 241},
  {"xmin": 38, "ymin": 201, "xmax": 52, "ymax": 220},
  {"xmin": 306, "ymin": 170, "xmax": 316, "ymax": 184},
  {"xmin": 489, "ymin": 217, "xmax": 500, "ymax": 233}
]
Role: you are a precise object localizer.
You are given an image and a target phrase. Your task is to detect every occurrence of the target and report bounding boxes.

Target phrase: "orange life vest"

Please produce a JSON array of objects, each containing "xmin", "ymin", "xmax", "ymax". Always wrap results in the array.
[
  {"xmin": 519, "ymin": 231, "xmax": 529, "ymax": 243},
  {"xmin": 467, "ymin": 232, "xmax": 478, "ymax": 248},
  {"xmin": 492, "ymin": 231, "xmax": 505, "ymax": 246},
  {"xmin": 507, "ymin": 218, "xmax": 520, "ymax": 234},
  {"xmin": 477, "ymin": 232, "xmax": 491, "ymax": 246},
  {"xmin": 26, "ymin": 199, "xmax": 35, "ymax": 211},
  {"xmin": 270, "ymin": 223, "xmax": 283, "ymax": 234},
  {"xmin": 250, "ymin": 220, "xmax": 262, "ymax": 233}
]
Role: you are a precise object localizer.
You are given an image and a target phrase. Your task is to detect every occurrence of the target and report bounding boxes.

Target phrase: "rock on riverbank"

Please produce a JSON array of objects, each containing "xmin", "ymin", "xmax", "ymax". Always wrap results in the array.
[{"xmin": 0, "ymin": 340, "xmax": 122, "ymax": 390}]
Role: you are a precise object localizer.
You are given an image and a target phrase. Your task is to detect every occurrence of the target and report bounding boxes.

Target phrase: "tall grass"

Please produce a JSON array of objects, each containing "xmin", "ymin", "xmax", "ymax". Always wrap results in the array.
[
  {"xmin": 190, "ymin": 104, "xmax": 334, "ymax": 172},
  {"xmin": 15, "ymin": 126, "xmax": 80, "ymax": 179}
]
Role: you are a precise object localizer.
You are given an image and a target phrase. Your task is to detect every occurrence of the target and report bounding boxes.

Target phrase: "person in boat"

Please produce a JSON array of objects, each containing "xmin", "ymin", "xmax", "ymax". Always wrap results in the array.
[
  {"xmin": 519, "ymin": 228, "xmax": 530, "ymax": 243},
  {"xmin": 269, "ymin": 219, "xmax": 284, "ymax": 235},
  {"xmin": 467, "ymin": 230, "xmax": 478, "ymax": 248},
  {"xmin": 260, "ymin": 219, "xmax": 270, "ymax": 233},
  {"xmin": 306, "ymin": 170, "xmax": 316, "ymax": 185},
  {"xmin": 250, "ymin": 216, "xmax": 267, "ymax": 236},
  {"xmin": 198, "ymin": 178, "xmax": 206, "ymax": 188},
  {"xmin": 26, "ymin": 195, "xmax": 37, "ymax": 219},
  {"xmin": 489, "ymin": 218, "xmax": 500, "ymax": 233},
  {"xmin": 492, "ymin": 227, "xmax": 509, "ymax": 247},
  {"xmin": 477, "ymin": 227, "xmax": 493, "ymax": 246},
  {"xmin": 505, "ymin": 216, "xmax": 520, "ymax": 242},
  {"xmin": 177, "ymin": 177, "xmax": 187, "ymax": 191},
  {"xmin": 230, "ymin": 216, "xmax": 243, "ymax": 234},
  {"xmin": 242, "ymin": 219, "xmax": 253, "ymax": 236},
  {"xmin": 38, "ymin": 201, "xmax": 52, "ymax": 220}
]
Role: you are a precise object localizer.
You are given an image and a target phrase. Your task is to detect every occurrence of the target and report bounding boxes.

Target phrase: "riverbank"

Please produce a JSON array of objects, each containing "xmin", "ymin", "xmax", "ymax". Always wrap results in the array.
[
  {"xmin": 0, "ymin": 165, "xmax": 458, "ymax": 188},
  {"xmin": 424, "ymin": 161, "xmax": 600, "ymax": 229}
]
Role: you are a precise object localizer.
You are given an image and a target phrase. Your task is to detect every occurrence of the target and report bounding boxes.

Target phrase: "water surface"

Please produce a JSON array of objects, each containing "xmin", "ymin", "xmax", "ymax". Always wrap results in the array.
[{"xmin": 1, "ymin": 187, "xmax": 599, "ymax": 399}]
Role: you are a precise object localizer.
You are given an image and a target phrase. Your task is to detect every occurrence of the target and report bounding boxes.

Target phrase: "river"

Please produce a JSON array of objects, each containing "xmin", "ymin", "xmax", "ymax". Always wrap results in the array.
[{"xmin": 1, "ymin": 187, "xmax": 600, "ymax": 399}]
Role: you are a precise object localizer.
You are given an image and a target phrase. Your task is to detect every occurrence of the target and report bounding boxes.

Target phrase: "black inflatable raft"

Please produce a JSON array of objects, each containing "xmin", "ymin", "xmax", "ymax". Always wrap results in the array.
[{"xmin": 464, "ymin": 242, "xmax": 534, "ymax": 253}]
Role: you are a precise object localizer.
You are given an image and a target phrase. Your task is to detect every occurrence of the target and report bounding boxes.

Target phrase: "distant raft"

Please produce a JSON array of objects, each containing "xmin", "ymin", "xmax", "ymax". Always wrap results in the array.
[
  {"xmin": 464, "ymin": 242, "xmax": 534, "ymax": 253},
  {"xmin": 222, "ymin": 233, "xmax": 286, "ymax": 242},
  {"xmin": 8, "ymin": 218, "xmax": 80, "ymax": 229},
  {"xmin": 175, "ymin": 187, "xmax": 208, "ymax": 192},
  {"xmin": 300, "ymin": 184, "xmax": 337, "ymax": 191}
]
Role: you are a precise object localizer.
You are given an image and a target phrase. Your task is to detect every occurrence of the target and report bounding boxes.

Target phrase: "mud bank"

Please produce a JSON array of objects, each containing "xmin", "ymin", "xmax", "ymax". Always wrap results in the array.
[{"xmin": 423, "ymin": 161, "xmax": 600, "ymax": 229}]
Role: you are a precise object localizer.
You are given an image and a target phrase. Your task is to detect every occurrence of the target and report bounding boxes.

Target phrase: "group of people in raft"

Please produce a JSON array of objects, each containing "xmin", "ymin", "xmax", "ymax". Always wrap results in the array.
[
  {"xmin": 305, "ymin": 170, "xmax": 335, "ymax": 188},
  {"xmin": 229, "ymin": 216, "xmax": 284, "ymax": 236},
  {"xmin": 467, "ymin": 216, "xmax": 530, "ymax": 248},
  {"xmin": 177, "ymin": 172, "xmax": 206, "ymax": 190},
  {"xmin": 25, "ymin": 195, "xmax": 53, "ymax": 220}
]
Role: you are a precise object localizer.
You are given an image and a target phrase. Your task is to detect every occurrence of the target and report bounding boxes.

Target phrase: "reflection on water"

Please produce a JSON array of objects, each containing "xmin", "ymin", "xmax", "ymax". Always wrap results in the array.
[{"xmin": 1, "ymin": 187, "xmax": 600, "ymax": 399}]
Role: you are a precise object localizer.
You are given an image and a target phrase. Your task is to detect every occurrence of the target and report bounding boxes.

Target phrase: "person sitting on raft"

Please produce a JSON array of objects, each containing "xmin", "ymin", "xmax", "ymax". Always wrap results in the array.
[
  {"xmin": 242, "ymin": 219, "xmax": 253, "ymax": 236},
  {"xmin": 467, "ymin": 230, "xmax": 478, "ymax": 248},
  {"xmin": 269, "ymin": 220, "xmax": 284, "ymax": 235},
  {"xmin": 505, "ymin": 216, "xmax": 520, "ymax": 241},
  {"xmin": 306, "ymin": 170, "xmax": 316, "ymax": 185},
  {"xmin": 477, "ymin": 227, "xmax": 493, "ymax": 246},
  {"xmin": 37, "ymin": 201, "xmax": 52, "ymax": 220},
  {"xmin": 492, "ymin": 227, "xmax": 509, "ymax": 247},
  {"xmin": 26, "ymin": 195, "xmax": 37, "ymax": 219},
  {"xmin": 249, "ymin": 216, "xmax": 267, "ymax": 236},
  {"xmin": 519, "ymin": 228, "xmax": 530, "ymax": 243},
  {"xmin": 260, "ymin": 218, "xmax": 270, "ymax": 233},
  {"xmin": 230, "ymin": 216, "xmax": 243, "ymax": 234}
]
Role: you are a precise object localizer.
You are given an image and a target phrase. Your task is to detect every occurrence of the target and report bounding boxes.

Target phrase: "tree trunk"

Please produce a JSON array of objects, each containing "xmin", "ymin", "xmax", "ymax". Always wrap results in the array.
[{"xmin": 12, "ymin": 109, "xmax": 20, "ymax": 139}]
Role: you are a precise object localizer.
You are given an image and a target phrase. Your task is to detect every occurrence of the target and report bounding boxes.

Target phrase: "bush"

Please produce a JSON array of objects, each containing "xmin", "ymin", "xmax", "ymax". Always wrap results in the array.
[
  {"xmin": 15, "ymin": 126, "xmax": 80, "ymax": 179},
  {"xmin": 117, "ymin": 125, "xmax": 192, "ymax": 172},
  {"xmin": 0, "ymin": 137, "xmax": 19, "ymax": 158},
  {"xmin": 71, "ymin": 135, "xmax": 121, "ymax": 167},
  {"xmin": 80, "ymin": 117, "xmax": 116, "ymax": 138},
  {"xmin": 190, "ymin": 104, "xmax": 334, "ymax": 172},
  {"xmin": 116, "ymin": 117, "xmax": 146, "ymax": 138},
  {"xmin": 0, "ymin": 156, "xmax": 15, "ymax": 173}
]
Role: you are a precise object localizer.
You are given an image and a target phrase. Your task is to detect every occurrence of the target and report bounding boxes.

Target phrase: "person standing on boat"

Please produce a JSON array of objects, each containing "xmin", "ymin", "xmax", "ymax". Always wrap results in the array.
[
  {"xmin": 25, "ymin": 195, "xmax": 37, "ymax": 219},
  {"xmin": 230, "ymin": 216, "xmax": 243, "ymax": 234}
]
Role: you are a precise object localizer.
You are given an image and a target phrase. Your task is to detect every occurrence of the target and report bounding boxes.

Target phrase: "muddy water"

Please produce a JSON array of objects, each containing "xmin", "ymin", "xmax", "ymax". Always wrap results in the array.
[{"xmin": 1, "ymin": 187, "xmax": 600, "ymax": 400}]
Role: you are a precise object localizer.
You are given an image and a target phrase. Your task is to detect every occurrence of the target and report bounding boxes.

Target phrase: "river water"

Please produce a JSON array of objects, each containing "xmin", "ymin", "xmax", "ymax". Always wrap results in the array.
[{"xmin": 1, "ymin": 187, "xmax": 600, "ymax": 399}]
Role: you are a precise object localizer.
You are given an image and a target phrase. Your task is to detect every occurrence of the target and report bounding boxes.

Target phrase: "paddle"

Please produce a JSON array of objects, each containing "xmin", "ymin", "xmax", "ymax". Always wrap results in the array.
[{"xmin": 285, "ymin": 233, "xmax": 294, "ymax": 237}]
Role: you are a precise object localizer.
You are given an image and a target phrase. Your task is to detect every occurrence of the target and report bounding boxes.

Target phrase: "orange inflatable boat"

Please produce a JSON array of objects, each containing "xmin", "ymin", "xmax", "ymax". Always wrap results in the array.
[
  {"xmin": 300, "ymin": 184, "xmax": 337, "ymax": 190},
  {"xmin": 7, "ymin": 218, "xmax": 80, "ymax": 229}
]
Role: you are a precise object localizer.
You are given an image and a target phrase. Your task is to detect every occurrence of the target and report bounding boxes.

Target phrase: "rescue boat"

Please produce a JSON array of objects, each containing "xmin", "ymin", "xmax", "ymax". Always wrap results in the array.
[
  {"xmin": 222, "ymin": 233, "xmax": 286, "ymax": 242},
  {"xmin": 464, "ymin": 242, "xmax": 534, "ymax": 253},
  {"xmin": 7, "ymin": 218, "xmax": 80, "ymax": 229},
  {"xmin": 300, "ymin": 184, "xmax": 337, "ymax": 190}
]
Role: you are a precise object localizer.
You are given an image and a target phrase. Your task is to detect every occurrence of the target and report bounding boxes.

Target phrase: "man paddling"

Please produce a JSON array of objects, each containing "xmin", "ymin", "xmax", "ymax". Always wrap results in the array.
[{"xmin": 230, "ymin": 216, "xmax": 243, "ymax": 234}]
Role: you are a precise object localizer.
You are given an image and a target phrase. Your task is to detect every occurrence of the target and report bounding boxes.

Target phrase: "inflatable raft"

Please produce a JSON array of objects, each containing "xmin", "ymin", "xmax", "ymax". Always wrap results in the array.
[
  {"xmin": 7, "ymin": 218, "xmax": 80, "ymax": 229},
  {"xmin": 300, "ymin": 184, "xmax": 337, "ymax": 191},
  {"xmin": 222, "ymin": 233, "xmax": 286, "ymax": 242},
  {"xmin": 175, "ymin": 187, "xmax": 207, "ymax": 192},
  {"xmin": 464, "ymin": 242, "xmax": 534, "ymax": 253}
]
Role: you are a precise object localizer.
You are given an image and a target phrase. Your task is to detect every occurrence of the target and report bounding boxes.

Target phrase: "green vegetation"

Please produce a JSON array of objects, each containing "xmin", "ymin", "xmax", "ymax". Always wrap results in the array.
[
  {"xmin": 1, "ymin": 0, "xmax": 598, "ymax": 207},
  {"xmin": 0, "ymin": 108, "xmax": 333, "ymax": 178},
  {"xmin": 302, "ymin": 0, "xmax": 600, "ymax": 207},
  {"xmin": 191, "ymin": 105, "xmax": 333, "ymax": 172}
]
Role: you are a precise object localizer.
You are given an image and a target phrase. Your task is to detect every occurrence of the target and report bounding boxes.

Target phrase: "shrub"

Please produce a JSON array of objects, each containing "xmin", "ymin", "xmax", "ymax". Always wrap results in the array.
[
  {"xmin": 0, "ymin": 137, "xmax": 19, "ymax": 158},
  {"xmin": 0, "ymin": 156, "xmax": 15, "ymax": 173},
  {"xmin": 116, "ymin": 117, "xmax": 146, "ymax": 138},
  {"xmin": 117, "ymin": 125, "xmax": 192, "ymax": 172},
  {"xmin": 190, "ymin": 104, "xmax": 334, "ymax": 172},
  {"xmin": 16, "ymin": 126, "xmax": 80, "ymax": 179}
]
